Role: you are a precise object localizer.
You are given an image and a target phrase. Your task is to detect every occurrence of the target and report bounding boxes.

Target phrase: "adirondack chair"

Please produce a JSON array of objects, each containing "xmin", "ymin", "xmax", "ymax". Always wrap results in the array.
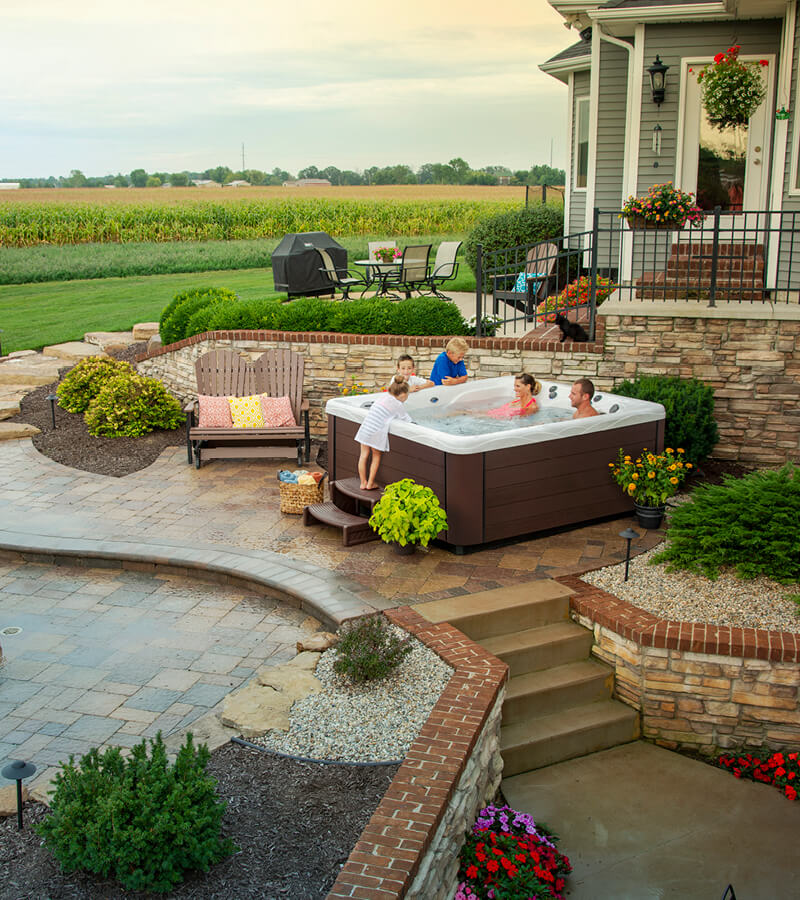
[{"xmin": 185, "ymin": 348, "xmax": 311, "ymax": 468}]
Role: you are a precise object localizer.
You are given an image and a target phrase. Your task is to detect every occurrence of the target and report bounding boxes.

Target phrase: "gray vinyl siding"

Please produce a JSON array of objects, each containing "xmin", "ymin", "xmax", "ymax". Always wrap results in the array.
[
  {"xmin": 569, "ymin": 70, "xmax": 590, "ymax": 236},
  {"xmin": 638, "ymin": 19, "xmax": 782, "ymax": 196},
  {"xmin": 784, "ymin": 1, "xmax": 800, "ymax": 206},
  {"xmin": 779, "ymin": 3, "xmax": 800, "ymax": 289},
  {"xmin": 595, "ymin": 39, "xmax": 630, "ymax": 213}
]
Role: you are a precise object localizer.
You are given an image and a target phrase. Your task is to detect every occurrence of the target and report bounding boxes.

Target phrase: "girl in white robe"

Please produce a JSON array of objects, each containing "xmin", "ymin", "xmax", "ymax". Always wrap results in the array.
[{"xmin": 354, "ymin": 377, "xmax": 411, "ymax": 489}]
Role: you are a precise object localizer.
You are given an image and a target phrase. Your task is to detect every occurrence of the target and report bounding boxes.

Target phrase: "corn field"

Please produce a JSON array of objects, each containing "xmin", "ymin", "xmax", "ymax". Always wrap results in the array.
[{"xmin": 0, "ymin": 196, "xmax": 528, "ymax": 247}]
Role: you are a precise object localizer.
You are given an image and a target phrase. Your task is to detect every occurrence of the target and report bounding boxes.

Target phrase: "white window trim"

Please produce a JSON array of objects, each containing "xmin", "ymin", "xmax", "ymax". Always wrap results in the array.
[
  {"xmin": 786, "ymin": 2, "xmax": 800, "ymax": 196},
  {"xmin": 574, "ymin": 96, "xmax": 590, "ymax": 192}
]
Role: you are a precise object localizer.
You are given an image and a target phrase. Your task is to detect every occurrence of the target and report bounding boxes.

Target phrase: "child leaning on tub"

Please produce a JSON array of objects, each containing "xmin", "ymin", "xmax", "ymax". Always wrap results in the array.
[
  {"xmin": 428, "ymin": 337, "xmax": 468, "ymax": 386},
  {"xmin": 354, "ymin": 376, "xmax": 411, "ymax": 490},
  {"xmin": 389, "ymin": 354, "xmax": 432, "ymax": 392}
]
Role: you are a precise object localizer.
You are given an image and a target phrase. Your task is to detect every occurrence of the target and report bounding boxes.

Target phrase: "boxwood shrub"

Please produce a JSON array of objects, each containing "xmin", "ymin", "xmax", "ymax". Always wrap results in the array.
[
  {"xmin": 160, "ymin": 287, "xmax": 238, "ymax": 346},
  {"xmin": 388, "ymin": 296, "xmax": 468, "ymax": 335},
  {"xmin": 84, "ymin": 372, "xmax": 184, "ymax": 437},
  {"xmin": 56, "ymin": 356, "xmax": 134, "ymax": 413},
  {"xmin": 613, "ymin": 374, "xmax": 719, "ymax": 463}
]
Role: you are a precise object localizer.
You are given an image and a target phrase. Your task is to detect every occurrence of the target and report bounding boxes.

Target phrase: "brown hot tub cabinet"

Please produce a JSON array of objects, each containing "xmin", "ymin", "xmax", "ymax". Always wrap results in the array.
[{"xmin": 328, "ymin": 414, "xmax": 664, "ymax": 553}]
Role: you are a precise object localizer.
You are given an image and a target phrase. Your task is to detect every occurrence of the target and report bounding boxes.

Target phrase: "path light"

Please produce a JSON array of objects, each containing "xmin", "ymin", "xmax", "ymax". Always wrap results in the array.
[
  {"xmin": 2, "ymin": 759, "xmax": 37, "ymax": 830},
  {"xmin": 619, "ymin": 527, "xmax": 640, "ymax": 582},
  {"xmin": 46, "ymin": 393, "xmax": 58, "ymax": 429}
]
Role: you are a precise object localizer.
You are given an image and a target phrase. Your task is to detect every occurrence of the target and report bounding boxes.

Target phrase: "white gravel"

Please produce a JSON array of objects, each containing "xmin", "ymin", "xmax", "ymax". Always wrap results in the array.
[
  {"xmin": 251, "ymin": 626, "xmax": 453, "ymax": 762},
  {"xmin": 582, "ymin": 546, "xmax": 800, "ymax": 633}
]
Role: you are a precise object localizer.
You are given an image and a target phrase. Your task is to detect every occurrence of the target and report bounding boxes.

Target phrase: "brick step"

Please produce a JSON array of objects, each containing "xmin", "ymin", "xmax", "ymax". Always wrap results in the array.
[
  {"xmin": 665, "ymin": 261, "xmax": 764, "ymax": 275},
  {"xmin": 669, "ymin": 243, "xmax": 765, "ymax": 257},
  {"xmin": 412, "ymin": 579, "xmax": 573, "ymax": 643},
  {"xmin": 500, "ymin": 699, "xmax": 640, "ymax": 776},
  {"xmin": 481, "ymin": 621, "xmax": 593, "ymax": 678},
  {"xmin": 636, "ymin": 288, "xmax": 766, "ymax": 301},
  {"xmin": 302, "ymin": 502, "xmax": 379, "ymax": 547},
  {"xmin": 503, "ymin": 659, "xmax": 614, "ymax": 725},
  {"xmin": 638, "ymin": 271, "xmax": 765, "ymax": 287}
]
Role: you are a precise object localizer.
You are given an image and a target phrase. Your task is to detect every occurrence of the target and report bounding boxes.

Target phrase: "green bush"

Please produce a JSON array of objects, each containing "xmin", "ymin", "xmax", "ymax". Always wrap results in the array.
[
  {"xmin": 186, "ymin": 297, "xmax": 282, "ymax": 336},
  {"xmin": 56, "ymin": 356, "xmax": 134, "ymax": 413},
  {"xmin": 332, "ymin": 297, "xmax": 394, "ymax": 334},
  {"xmin": 333, "ymin": 614, "xmax": 413, "ymax": 683},
  {"xmin": 613, "ymin": 375, "xmax": 719, "ymax": 463},
  {"xmin": 278, "ymin": 296, "xmax": 339, "ymax": 332},
  {"xmin": 159, "ymin": 287, "xmax": 238, "ymax": 345},
  {"xmin": 464, "ymin": 204, "xmax": 564, "ymax": 286},
  {"xmin": 85, "ymin": 372, "xmax": 184, "ymax": 437},
  {"xmin": 35, "ymin": 732, "xmax": 235, "ymax": 894},
  {"xmin": 389, "ymin": 297, "xmax": 468, "ymax": 336},
  {"xmin": 652, "ymin": 466, "xmax": 800, "ymax": 584}
]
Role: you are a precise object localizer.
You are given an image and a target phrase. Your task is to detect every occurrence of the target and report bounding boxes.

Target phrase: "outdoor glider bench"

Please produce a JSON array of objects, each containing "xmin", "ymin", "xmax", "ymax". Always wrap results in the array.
[{"xmin": 185, "ymin": 348, "xmax": 311, "ymax": 468}]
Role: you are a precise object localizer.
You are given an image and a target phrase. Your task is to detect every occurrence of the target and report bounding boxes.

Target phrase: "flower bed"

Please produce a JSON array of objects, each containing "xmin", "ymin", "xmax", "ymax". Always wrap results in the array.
[{"xmin": 717, "ymin": 750, "xmax": 799, "ymax": 802}]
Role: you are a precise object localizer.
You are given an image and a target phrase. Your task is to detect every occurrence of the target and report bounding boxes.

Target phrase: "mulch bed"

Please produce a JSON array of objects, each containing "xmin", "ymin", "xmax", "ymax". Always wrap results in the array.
[{"xmin": 0, "ymin": 743, "xmax": 398, "ymax": 900}]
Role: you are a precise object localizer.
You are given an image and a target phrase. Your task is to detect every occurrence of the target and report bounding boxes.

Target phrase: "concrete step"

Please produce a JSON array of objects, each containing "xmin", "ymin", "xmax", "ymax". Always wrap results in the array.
[
  {"xmin": 503, "ymin": 659, "xmax": 614, "ymax": 726},
  {"xmin": 500, "ymin": 700, "xmax": 640, "ymax": 776},
  {"xmin": 0, "ymin": 421, "xmax": 40, "ymax": 441},
  {"xmin": 482, "ymin": 621, "xmax": 593, "ymax": 678},
  {"xmin": 0, "ymin": 357, "xmax": 63, "ymax": 386},
  {"xmin": 413, "ymin": 579, "xmax": 573, "ymax": 642},
  {"xmin": 42, "ymin": 341, "xmax": 107, "ymax": 362}
]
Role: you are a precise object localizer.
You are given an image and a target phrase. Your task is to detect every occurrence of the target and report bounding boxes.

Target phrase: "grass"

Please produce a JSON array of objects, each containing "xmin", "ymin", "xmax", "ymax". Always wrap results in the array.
[{"xmin": 0, "ymin": 256, "xmax": 477, "ymax": 353}]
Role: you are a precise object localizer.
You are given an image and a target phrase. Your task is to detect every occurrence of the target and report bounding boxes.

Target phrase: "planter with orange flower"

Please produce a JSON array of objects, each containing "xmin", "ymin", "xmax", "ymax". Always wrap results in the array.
[{"xmin": 609, "ymin": 447, "xmax": 692, "ymax": 529}]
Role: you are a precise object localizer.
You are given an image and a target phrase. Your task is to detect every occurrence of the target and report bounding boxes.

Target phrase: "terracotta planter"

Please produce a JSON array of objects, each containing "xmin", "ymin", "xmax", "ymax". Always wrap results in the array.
[
  {"xmin": 625, "ymin": 215, "xmax": 683, "ymax": 231},
  {"xmin": 633, "ymin": 502, "xmax": 666, "ymax": 530}
]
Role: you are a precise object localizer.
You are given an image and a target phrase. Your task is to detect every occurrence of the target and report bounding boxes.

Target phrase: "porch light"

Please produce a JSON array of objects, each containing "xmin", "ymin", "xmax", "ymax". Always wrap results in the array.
[{"xmin": 648, "ymin": 56, "xmax": 670, "ymax": 106}]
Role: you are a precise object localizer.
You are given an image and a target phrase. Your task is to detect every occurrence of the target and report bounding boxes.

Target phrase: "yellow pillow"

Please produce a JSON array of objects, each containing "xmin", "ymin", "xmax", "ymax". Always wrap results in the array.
[{"xmin": 228, "ymin": 394, "xmax": 264, "ymax": 428}]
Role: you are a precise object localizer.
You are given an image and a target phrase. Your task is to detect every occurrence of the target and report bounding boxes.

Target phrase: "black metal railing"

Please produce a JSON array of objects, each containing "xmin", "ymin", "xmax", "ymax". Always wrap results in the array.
[{"xmin": 473, "ymin": 207, "xmax": 800, "ymax": 339}]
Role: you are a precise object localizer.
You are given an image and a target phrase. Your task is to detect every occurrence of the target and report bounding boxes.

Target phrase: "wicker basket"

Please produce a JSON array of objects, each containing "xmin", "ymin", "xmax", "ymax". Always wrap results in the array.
[{"xmin": 279, "ymin": 478, "xmax": 325, "ymax": 514}]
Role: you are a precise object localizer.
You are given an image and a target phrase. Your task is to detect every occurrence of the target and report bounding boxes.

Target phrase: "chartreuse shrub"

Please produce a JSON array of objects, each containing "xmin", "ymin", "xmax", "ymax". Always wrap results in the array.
[
  {"xmin": 369, "ymin": 478, "xmax": 448, "ymax": 548},
  {"xmin": 652, "ymin": 466, "xmax": 800, "ymax": 583},
  {"xmin": 84, "ymin": 372, "xmax": 183, "ymax": 437},
  {"xmin": 56, "ymin": 356, "xmax": 133, "ymax": 413},
  {"xmin": 159, "ymin": 287, "xmax": 238, "ymax": 346},
  {"xmin": 613, "ymin": 375, "xmax": 719, "ymax": 464},
  {"xmin": 35, "ymin": 733, "xmax": 235, "ymax": 894},
  {"xmin": 333, "ymin": 614, "xmax": 412, "ymax": 683}
]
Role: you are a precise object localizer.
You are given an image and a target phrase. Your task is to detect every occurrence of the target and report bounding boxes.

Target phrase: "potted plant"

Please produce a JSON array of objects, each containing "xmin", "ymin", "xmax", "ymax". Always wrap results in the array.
[
  {"xmin": 620, "ymin": 183, "xmax": 704, "ymax": 230},
  {"xmin": 697, "ymin": 46, "xmax": 768, "ymax": 130},
  {"xmin": 373, "ymin": 246, "xmax": 402, "ymax": 264},
  {"xmin": 609, "ymin": 447, "xmax": 692, "ymax": 529},
  {"xmin": 369, "ymin": 478, "xmax": 448, "ymax": 553}
]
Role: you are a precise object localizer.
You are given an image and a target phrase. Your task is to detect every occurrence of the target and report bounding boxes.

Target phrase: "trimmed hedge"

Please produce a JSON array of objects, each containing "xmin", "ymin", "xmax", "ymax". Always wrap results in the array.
[{"xmin": 159, "ymin": 287, "xmax": 238, "ymax": 346}]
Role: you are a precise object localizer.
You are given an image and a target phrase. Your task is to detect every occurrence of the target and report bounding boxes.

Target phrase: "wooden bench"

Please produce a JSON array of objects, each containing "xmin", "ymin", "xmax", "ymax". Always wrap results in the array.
[{"xmin": 185, "ymin": 348, "xmax": 311, "ymax": 468}]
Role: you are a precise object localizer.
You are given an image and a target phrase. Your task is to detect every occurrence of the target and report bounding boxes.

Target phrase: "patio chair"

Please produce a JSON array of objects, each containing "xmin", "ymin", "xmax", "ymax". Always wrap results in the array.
[
  {"xmin": 493, "ymin": 242, "xmax": 558, "ymax": 317},
  {"xmin": 383, "ymin": 244, "xmax": 431, "ymax": 299},
  {"xmin": 420, "ymin": 241, "xmax": 462, "ymax": 300},
  {"xmin": 317, "ymin": 249, "xmax": 369, "ymax": 300}
]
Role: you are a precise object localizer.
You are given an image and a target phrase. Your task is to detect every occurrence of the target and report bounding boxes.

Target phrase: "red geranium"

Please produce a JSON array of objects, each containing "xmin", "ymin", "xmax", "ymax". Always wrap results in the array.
[{"xmin": 717, "ymin": 750, "xmax": 800, "ymax": 802}]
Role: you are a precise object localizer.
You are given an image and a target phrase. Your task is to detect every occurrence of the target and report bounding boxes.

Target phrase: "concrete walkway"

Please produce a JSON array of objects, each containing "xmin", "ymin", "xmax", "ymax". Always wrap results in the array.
[{"xmin": 503, "ymin": 741, "xmax": 800, "ymax": 899}]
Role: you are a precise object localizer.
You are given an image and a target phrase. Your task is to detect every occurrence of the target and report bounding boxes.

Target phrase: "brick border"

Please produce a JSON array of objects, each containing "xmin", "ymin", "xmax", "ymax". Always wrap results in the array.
[
  {"xmin": 327, "ymin": 606, "xmax": 508, "ymax": 899},
  {"xmin": 558, "ymin": 575, "xmax": 800, "ymax": 663},
  {"xmin": 136, "ymin": 328, "xmax": 603, "ymax": 363}
]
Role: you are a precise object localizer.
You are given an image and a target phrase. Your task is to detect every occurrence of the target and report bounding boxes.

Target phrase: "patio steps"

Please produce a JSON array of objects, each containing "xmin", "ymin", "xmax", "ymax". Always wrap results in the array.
[
  {"xmin": 302, "ymin": 478, "xmax": 384, "ymax": 546},
  {"xmin": 414, "ymin": 580, "xmax": 639, "ymax": 776}
]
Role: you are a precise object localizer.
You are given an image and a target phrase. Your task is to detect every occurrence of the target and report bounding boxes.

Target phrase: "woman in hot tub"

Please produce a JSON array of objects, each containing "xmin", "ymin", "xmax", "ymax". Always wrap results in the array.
[{"xmin": 486, "ymin": 373, "xmax": 541, "ymax": 419}]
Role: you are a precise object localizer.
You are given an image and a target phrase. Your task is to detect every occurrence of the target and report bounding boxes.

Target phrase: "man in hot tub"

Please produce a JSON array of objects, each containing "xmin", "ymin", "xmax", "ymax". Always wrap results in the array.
[
  {"xmin": 428, "ymin": 337, "xmax": 468, "ymax": 387},
  {"xmin": 570, "ymin": 378, "xmax": 599, "ymax": 419}
]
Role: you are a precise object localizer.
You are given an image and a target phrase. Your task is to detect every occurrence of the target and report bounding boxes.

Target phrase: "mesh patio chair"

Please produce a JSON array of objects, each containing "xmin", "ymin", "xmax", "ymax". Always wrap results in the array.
[
  {"xmin": 317, "ymin": 249, "xmax": 369, "ymax": 300},
  {"xmin": 383, "ymin": 244, "xmax": 431, "ymax": 299},
  {"xmin": 420, "ymin": 241, "xmax": 462, "ymax": 300},
  {"xmin": 493, "ymin": 242, "xmax": 558, "ymax": 317}
]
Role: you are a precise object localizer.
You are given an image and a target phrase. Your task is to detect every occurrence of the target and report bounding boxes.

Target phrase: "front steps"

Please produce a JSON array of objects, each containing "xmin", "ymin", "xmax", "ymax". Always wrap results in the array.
[
  {"xmin": 302, "ymin": 477, "xmax": 383, "ymax": 546},
  {"xmin": 414, "ymin": 580, "xmax": 639, "ymax": 777}
]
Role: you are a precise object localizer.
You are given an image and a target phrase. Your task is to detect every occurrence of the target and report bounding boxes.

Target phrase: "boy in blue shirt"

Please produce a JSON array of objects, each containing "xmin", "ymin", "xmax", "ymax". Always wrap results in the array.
[{"xmin": 429, "ymin": 337, "xmax": 468, "ymax": 386}]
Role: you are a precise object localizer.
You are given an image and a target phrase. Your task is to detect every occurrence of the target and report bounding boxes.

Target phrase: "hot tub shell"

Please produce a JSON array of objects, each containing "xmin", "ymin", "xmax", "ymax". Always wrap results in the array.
[{"xmin": 325, "ymin": 378, "xmax": 665, "ymax": 552}]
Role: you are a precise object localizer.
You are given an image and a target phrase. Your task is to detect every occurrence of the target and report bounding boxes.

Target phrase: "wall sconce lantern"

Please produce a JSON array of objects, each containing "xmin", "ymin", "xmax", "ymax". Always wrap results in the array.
[{"xmin": 648, "ymin": 55, "xmax": 670, "ymax": 106}]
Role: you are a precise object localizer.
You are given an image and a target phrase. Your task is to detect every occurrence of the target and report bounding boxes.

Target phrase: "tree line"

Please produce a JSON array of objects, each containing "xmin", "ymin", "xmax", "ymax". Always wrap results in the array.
[{"xmin": 5, "ymin": 159, "xmax": 565, "ymax": 189}]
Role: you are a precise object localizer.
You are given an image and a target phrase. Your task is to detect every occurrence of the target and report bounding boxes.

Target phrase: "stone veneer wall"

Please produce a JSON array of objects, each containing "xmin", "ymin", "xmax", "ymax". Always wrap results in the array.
[
  {"xmin": 327, "ymin": 606, "xmax": 507, "ymax": 900},
  {"xmin": 561, "ymin": 576, "xmax": 800, "ymax": 755}
]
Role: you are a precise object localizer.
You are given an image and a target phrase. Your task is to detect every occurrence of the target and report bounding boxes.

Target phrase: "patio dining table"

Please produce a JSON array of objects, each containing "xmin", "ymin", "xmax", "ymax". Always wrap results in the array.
[{"xmin": 354, "ymin": 259, "xmax": 402, "ymax": 298}]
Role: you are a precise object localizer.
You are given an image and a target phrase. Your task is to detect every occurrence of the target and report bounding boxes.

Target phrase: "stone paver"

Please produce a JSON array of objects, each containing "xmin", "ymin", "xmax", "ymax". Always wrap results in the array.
[
  {"xmin": 41, "ymin": 341, "xmax": 108, "ymax": 361},
  {"xmin": 0, "ymin": 557, "xmax": 320, "ymax": 793}
]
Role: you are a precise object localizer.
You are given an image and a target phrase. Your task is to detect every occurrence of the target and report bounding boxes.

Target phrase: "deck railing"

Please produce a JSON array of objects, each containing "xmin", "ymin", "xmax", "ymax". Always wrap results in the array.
[{"xmin": 473, "ymin": 207, "xmax": 800, "ymax": 339}]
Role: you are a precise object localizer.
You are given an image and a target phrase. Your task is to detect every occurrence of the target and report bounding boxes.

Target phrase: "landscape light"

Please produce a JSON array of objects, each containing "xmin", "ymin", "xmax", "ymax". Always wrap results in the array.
[
  {"xmin": 619, "ymin": 527, "xmax": 640, "ymax": 582},
  {"xmin": 2, "ymin": 759, "xmax": 37, "ymax": 830}
]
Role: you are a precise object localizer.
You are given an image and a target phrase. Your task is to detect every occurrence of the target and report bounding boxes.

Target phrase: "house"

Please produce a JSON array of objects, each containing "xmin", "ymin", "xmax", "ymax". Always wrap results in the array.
[
  {"xmin": 224, "ymin": 180, "xmax": 251, "ymax": 188},
  {"xmin": 0, "ymin": 182, "xmax": 20, "ymax": 190},
  {"xmin": 191, "ymin": 179, "xmax": 221, "ymax": 188},
  {"xmin": 282, "ymin": 179, "xmax": 333, "ymax": 187},
  {"xmin": 540, "ymin": 0, "xmax": 800, "ymax": 292}
]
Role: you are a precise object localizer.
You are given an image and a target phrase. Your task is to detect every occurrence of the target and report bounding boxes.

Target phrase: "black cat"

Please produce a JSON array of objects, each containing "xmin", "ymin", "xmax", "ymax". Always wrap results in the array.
[{"xmin": 554, "ymin": 313, "xmax": 588, "ymax": 343}]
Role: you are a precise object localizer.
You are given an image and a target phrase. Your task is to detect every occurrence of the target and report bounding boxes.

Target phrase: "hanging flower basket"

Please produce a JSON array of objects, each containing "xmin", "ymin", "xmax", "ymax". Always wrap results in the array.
[
  {"xmin": 620, "ymin": 183, "xmax": 704, "ymax": 230},
  {"xmin": 697, "ymin": 45, "xmax": 768, "ymax": 131}
]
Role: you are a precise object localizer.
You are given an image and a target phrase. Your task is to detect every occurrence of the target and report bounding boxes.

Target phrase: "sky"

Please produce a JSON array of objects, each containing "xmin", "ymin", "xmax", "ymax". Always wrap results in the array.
[{"xmin": 1, "ymin": 0, "xmax": 573, "ymax": 179}]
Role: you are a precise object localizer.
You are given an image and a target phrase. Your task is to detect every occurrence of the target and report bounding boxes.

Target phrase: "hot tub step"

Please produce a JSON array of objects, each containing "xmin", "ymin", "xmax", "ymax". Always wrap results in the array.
[
  {"xmin": 302, "ymin": 502, "xmax": 379, "ymax": 547},
  {"xmin": 330, "ymin": 478, "xmax": 385, "ymax": 516}
]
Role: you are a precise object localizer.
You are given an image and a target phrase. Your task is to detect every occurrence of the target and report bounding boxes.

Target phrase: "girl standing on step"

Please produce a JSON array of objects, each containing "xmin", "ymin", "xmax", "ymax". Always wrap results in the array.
[{"xmin": 355, "ymin": 377, "xmax": 411, "ymax": 490}]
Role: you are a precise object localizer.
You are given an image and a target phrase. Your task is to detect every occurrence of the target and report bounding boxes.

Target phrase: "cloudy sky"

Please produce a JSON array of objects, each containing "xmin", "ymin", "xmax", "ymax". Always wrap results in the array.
[{"xmin": 2, "ymin": 0, "xmax": 573, "ymax": 179}]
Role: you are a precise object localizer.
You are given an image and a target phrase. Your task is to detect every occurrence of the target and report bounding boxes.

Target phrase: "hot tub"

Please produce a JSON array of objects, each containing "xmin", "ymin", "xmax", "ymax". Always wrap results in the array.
[{"xmin": 325, "ymin": 377, "xmax": 665, "ymax": 552}]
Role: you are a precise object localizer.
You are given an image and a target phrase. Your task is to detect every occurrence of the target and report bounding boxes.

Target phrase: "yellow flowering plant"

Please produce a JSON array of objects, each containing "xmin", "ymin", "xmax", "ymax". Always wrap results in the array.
[
  {"xmin": 609, "ymin": 447, "xmax": 692, "ymax": 506},
  {"xmin": 337, "ymin": 376, "xmax": 370, "ymax": 396}
]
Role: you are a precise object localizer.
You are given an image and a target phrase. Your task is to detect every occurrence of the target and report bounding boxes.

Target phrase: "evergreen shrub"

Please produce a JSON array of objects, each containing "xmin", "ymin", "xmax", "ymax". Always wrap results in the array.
[
  {"xmin": 332, "ymin": 297, "xmax": 394, "ymax": 334},
  {"xmin": 653, "ymin": 466, "xmax": 800, "ymax": 583},
  {"xmin": 159, "ymin": 287, "xmax": 238, "ymax": 345},
  {"xmin": 333, "ymin": 614, "xmax": 412, "ymax": 683},
  {"xmin": 185, "ymin": 298, "xmax": 283, "ymax": 336},
  {"xmin": 614, "ymin": 374, "xmax": 719, "ymax": 463},
  {"xmin": 56, "ymin": 356, "xmax": 133, "ymax": 413},
  {"xmin": 35, "ymin": 733, "xmax": 235, "ymax": 894},
  {"xmin": 388, "ymin": 296, "xmax": 468, "ymax": 335},
  {"xmin": 85, "ymin": 372, "xmax": 184, "ymax": 437}
]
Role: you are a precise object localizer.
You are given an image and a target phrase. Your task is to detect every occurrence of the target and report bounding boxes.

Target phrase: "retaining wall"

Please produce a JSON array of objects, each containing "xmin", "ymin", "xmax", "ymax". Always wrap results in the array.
[
  {"xmin": 327, "ymin": 606, "xmax": 508, "ymax": 900},
  {"xmin": 562, "ymin": 576, "xmax": 800, "ymax": 755}
]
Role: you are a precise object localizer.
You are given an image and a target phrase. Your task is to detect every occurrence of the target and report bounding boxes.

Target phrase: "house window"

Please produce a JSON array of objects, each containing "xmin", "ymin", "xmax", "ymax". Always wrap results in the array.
[{"xmin": 575, "ymin": 97, "xmax": 590, "ymax": 189}]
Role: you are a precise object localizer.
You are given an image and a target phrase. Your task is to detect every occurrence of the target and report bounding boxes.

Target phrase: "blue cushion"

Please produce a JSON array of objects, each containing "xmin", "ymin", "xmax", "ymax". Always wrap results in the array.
[{"xmin": 513, "ymin": 271, "xmax": 547, "ymax": 293}]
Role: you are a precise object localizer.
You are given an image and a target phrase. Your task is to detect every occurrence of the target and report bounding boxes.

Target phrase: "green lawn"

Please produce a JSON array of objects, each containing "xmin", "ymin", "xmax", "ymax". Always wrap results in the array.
[{"xmin": 0, "ymin": 262, "xmax": 477, "ymax": 354}]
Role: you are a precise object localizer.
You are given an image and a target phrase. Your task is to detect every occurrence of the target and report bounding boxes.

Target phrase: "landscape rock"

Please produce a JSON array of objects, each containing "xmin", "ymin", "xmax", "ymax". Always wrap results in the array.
[
  {"xmin": 220, "ymin": 682, "xmax": 293, "ymax": 736},
  {"xmin": 6, "ymin": 350, "xmax": 38, "ymax": 359},
  {"xmin": 42, "ymin": 341, "xmax": 108, "ymax": 361},
  {"xmin": 0, "ymin": 784, "xmax": 27, "ymax": 818},
  {"xmin": 256, "ymin": 666, "xmax": 323, "ymax": 701},
  {"xmin": 83, "ymin": 331, "xmax": 135, "ymax": 350},
  {"xmin": 0, "ymin": 422, "xmax": 40, "ymax": 441},
  {"xmin": 147, "ymin": 335, "xmax": 162, "ymax": 353},
  {"xmin": 297, "ymin": 631, "xmax": 338, "ymax": 653},
  {"xmin": 0, "ymin": 399, "xmax": 20, "ymax": 421},
  {"xmin": 286, "ymin": 650, "xmax": 322, "ymax": 670},
  {"xmin": 132, "ymin": 322, "xmax": 160, "ymax": 341}
]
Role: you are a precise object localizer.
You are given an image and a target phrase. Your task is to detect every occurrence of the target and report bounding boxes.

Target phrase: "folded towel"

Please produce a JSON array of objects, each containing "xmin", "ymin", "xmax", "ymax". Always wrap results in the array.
[
  {"xmin": 278, "ymin": 470, "xmax": 299, "ymax": 483},
  {"xmin": 297, "ymin": 474, "xmax": 317, "ymax": 485}
]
